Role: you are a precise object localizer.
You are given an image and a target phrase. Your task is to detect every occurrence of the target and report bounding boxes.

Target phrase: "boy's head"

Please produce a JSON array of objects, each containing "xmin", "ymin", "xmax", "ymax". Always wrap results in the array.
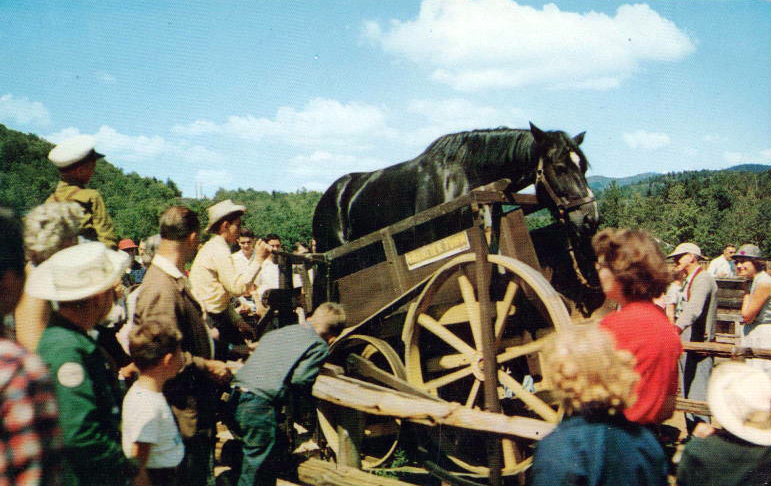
[
  {"xmin": 49, "ymin": 135, "xmax": 104, "ymax": 186},
  {"xmin": 308, "ymin": 302, "xmax": 346, "ymax": 344},
  {"xmin": 129, "ymin": 321, "xmax": 183, "ymax": 372}
]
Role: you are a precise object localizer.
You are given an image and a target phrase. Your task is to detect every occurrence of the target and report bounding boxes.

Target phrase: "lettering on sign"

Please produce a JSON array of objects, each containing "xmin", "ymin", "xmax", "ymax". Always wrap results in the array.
[{"xmin": 405, "ymin": 232, "xmax": 471, "ymax": 270}]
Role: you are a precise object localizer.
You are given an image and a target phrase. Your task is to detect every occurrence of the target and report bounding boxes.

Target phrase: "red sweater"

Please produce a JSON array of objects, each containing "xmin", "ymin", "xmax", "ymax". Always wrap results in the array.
[{"xmin": 600, "ymin": 301, "xmax": 682, "ymax": 424}]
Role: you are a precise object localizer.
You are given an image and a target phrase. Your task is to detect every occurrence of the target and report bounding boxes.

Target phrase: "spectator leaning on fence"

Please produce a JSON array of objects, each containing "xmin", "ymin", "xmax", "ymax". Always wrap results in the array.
[
  {"xmin": 735, "ymin": 244, "xmax": 771, "ymax": 377},
  {"xmin": 668, "ymin": 241, "xmax": 718, "ymax": 436},
  {"xmin": 677, "ymin": 362, "xmax": 771, "ymax": 486},
  {"xmin": 531, "ymin": 324, "xmax": 668, "ymax": 486},
  {"xmin": 593, "ymin": 228, "xmax": 681, "ymax": 425}
]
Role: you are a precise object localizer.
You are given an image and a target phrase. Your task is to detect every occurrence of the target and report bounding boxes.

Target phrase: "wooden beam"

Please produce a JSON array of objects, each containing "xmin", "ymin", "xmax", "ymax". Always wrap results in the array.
[
  {"xmin": 681, "ymin": 342, "xmax": 771, "ymax": 359},
  {"xmin": 312, "ymin": 373, "xmax": 555, "ymax": 441},
  {"xmin": 298, "ymin": 458, "xmax": 417, "ymax": 486},
  {"xmin": 675, "ymin": 397, "xmax": 711, "ymax": 416}
]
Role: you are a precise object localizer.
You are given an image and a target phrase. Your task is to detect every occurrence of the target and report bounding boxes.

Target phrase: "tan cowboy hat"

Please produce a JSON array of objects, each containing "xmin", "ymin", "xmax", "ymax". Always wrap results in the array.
[
  {"xmin": 666, "ymin": 242, "xmax": 704, "ymax": 260},
  {"xmin": 205, "ymin": 199, "xmax": 246, "ymax": 233},
  {"xmin": 708, "ymin": 362, "xmax": 771, "ymax": 446},
  {"xmin": 48, "ymin": 135, "xmax": 105, "ymax": 169},
  {"xmin": 26, "ymin": 242, "xmax": 129, "ymax": 301}
]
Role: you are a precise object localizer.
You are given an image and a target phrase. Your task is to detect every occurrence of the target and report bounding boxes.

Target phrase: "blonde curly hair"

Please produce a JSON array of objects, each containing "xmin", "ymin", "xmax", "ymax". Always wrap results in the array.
[
  {"xmin": 544, "ymin": 324, "xmax": 639, "ymax": 416},
  {"xmin": 23, "ymin": 202, "xmax": 84, "ymax": 265}
]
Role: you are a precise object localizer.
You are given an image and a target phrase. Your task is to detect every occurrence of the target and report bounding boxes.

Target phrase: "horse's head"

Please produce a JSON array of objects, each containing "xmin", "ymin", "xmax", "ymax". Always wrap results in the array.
[{"xmin": 529, "ymin": 122, "xmax": 598, "ymax": 238}]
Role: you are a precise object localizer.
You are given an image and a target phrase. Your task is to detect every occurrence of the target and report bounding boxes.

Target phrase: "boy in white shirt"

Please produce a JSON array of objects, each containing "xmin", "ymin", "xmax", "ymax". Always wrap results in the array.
[{"xmin": 122, "ymin": 321, "xmax": 186, "ymax": 485}]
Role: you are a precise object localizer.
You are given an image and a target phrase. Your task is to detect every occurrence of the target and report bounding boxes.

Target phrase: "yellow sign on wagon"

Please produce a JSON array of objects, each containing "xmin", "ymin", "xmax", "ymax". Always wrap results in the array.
[{"xmin": 405, "ymin": 231, "xmax": 471, "ymax": 270}]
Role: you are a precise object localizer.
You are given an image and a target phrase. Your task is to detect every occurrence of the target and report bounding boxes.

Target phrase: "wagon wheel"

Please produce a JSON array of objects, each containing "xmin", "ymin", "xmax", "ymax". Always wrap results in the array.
[
  {"xmin": 317, "ymin": 334, "xmax": 406, "ymax": 468},
  {"xmin": 403, "ymin": 253, "xmax": 572, "ymax": 476}
]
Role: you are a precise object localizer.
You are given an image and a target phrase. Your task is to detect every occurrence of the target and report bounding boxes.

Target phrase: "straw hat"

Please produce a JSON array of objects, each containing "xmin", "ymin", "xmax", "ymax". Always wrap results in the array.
[
  {"xmin": 205, "ymin": 199, "xmax": 245, "ymax": 233},
  {"xmin": 708, "ymin": 362, "xmax": 771, "ymax": 446},
  {"xmin": 26, "ymin": 242, "xmax": 129, "ymax": 301},
  {"xmin": 667, "ymin": 242, "xmax": 704, "ymax": 260},
  {"xmin": 48, "ymin": 135, "xmax": 105, "ymax": 169}
]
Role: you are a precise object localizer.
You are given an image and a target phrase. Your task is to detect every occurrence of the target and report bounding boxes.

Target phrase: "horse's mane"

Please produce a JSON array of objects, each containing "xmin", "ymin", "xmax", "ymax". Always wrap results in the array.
[{"xmin": 419, "ymin": 127, "xmax": 536, "ymax": 171}]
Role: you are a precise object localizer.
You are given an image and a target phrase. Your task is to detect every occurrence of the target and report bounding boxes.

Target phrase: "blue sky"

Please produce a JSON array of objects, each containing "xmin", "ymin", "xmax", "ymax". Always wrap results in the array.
[{"xmin": 1, "ymin": 0, "xmax": 769, "ymax": 197}]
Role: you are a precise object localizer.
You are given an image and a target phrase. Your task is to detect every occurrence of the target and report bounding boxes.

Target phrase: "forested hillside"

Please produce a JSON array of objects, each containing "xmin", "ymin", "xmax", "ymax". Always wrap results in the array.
[
  {"xmin": 0, "ymin": 124, "xmax": 322, "ymax": 246},
  {"xmin": 2, "ymin": 122, "xmax": 769, "ymax": 257},
  {"xmin": 598, "ymin": 170, "xmax": 771, "ymax": 257}
]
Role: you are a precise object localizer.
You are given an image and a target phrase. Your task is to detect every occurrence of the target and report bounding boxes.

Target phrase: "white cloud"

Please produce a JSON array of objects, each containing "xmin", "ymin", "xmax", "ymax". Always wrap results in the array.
[
  {"xmin": 365, "ymin": 0, "xmax": 694, "ymax": 91},
  {"xmin": 96, "ymin": 72, "xmax": 116, "ymax": 84},
  {"xmin": 723, "ymin": 149, "xmax": 771, "ymax": 165},
  {"xmin": 0, "ymin": 94, "xmax": 51, "ymax": 126},
  {"xmin": 405, "ymin": 97, "xmax": 526, "ymax": 148},
  {"xmin": 196, "ymin": 169, "xmax": 233, "ymax": 188},
  {"xmin": 623, "ymin": 130, "xmax": 671, "ymax": 151},
  {"xmin": 286, "ymin": 150, "xmax": 387, "ymax": 191},
  {"xmin": 172, "ymin": 98, "xmax": 395, "ymax": 149},
  {"xmin": 46, "ymin": 125, "xmax": 226, "ymax": 166}
]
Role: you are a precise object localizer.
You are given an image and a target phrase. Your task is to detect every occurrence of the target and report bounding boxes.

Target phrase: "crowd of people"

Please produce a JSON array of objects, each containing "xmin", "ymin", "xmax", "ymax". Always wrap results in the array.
[{"xmin": 1, "ymin": 135, "xmax": 771, "ymax": 485}]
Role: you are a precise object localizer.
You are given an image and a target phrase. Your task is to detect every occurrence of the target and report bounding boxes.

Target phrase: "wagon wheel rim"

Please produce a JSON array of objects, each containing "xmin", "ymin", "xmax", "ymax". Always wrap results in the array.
[
  {"xmin": 403, "ymin": 253, "xmax": 571, "ymax": 476},
  {"xmin": 317, "ymin": 334, "xmax": 406, "ymax": 469}
]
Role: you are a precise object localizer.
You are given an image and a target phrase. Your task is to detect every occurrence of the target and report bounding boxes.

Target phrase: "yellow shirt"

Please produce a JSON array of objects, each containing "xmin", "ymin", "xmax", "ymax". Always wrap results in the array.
[
  {"xmin": 46, "ymin": 180, "xmax": 117, "ymax": 248},
  {"xmin": 189, "ymin": 235, "xmax": 263, "ymax": 314}
]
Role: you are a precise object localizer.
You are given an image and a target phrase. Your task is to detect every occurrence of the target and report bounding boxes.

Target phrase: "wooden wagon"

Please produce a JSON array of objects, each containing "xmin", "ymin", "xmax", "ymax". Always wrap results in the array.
[{"xmin": 267, "ymin": 178, "xmax": 592, "ymax": 484}]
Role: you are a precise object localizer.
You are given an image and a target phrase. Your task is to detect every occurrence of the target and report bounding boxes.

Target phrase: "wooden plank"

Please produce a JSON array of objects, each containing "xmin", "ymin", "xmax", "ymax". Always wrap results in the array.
[
  {"xmin": 498, "ymin": 208, "xmax": 541, "ymax": 272},
  {"xmin": 681, "ymin": 341, "xmax": 771, "ymax": 359},
  {"xmin": 675, "ymin": 397, "xmax": 711, "ymax": 416},
  {"xmin": 324, "ymin": 179, "xmax": 536, "ymax": 261},
  {"xmin": 298, "ymin": 458, "xmax": 417, "ymax": 486},
  {"xmin": 312, "ymin": 373, "xmax": 555, "ymax": 441},
  {"xmin": 380, "ymin": 228, "xmax": 410, "ymax": 293}
]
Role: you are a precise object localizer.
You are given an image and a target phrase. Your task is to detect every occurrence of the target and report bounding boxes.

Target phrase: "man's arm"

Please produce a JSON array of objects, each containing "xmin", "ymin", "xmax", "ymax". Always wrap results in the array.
[
  {"xmin": 676, "ymin": 274, "xmax": 714, "ymax": 333},
  {"xmin": 742, "ymin": 279, "xmax": 771, "ymax": 324},
  {"xmin": 88, "ymin": 191, "xmax": 117, "ymax": 249},
  {"xmin": 289, "ymin": 343, "xmax": 330, "ymax": 391},
  {"xmin": 211, "ymin": 240, "xmax": 271, "ymax": 296}
]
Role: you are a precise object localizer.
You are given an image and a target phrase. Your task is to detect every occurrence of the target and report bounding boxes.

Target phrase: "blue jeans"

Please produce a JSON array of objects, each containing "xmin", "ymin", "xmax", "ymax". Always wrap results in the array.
[{"xmin": 235, "ymin": 391, "xmax": 280, "ymax": 486}]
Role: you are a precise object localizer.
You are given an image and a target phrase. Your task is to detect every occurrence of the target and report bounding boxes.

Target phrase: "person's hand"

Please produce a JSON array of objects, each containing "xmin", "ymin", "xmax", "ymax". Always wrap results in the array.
[
  {"xmin": 692, "ymin": 422, "xmax": 715, "ymax": 438},
  {"xmin": 254, "ymin": 239, "xmax": 273, "ymax": 261},
  {"xmin": 205, "ymin": 360, "xmax": 232, "ymax": 385},
  {"xmin": 119, "ymin": 363, "xmax": 139, "ymax": 380},
  {"xmin": 236, "ymin": 319, "xmax": 257, "ymax": 341}
]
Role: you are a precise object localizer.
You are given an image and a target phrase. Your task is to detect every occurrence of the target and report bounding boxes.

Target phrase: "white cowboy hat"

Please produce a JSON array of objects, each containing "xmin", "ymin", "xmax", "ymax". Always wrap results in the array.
[
  {"xmin": 48, "ymin": 135, "xmax": 105, "ymax": 169},
  {"xmin": 708, "ymin": 362, "xmax": 771, "ymax": 446},
  {"xmin": 666, "ymin": 242, "xmax": 704, "ymax": 260},
  {"xmin": 26, "ymin": 242, "xmax": 129, "ymax": 302},
  {"xmin": 205, "ymin": 199, "xmax": 246, "ymax": 233}
]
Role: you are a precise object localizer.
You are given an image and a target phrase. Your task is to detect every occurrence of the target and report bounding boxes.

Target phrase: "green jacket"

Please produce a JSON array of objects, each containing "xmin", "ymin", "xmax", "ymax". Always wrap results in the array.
[
  {"xmin": 46, "ymin": 180, "xmax": 117, "ymax": 249},
  {"xmin": 37, "ymin": 313, "xmax": 137, "ymax": 485}
]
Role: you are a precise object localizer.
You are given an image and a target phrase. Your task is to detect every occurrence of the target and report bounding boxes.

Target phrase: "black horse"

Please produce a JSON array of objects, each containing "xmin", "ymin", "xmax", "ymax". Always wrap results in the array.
[{"xmin": 313, "ymin": 123, "xmax": 598, "ymax": 252}]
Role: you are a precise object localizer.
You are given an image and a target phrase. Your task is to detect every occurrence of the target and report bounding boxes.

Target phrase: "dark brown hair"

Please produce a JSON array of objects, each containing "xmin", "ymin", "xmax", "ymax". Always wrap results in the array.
[
  {"xmin": 159, "ymin": 206, "xmax": 200, "ymax": 241},
  {"xmin": 129, "ymin": 321, "xmax": 182, "ymax": 370},
  {"xmin": 592, "ymin": 228, "xmax": 670, "ymax": 301}
]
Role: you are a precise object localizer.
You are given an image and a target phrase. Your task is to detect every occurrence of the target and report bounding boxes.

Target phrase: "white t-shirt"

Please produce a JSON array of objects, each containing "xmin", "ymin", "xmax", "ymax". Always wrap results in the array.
[{"xmin": 121, "ymin": 383, "xmax": 184, "ymax": 469}]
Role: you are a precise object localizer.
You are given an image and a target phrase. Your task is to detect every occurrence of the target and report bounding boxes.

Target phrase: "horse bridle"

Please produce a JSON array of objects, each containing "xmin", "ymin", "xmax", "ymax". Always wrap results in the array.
[{"xmin": 534, "ymin": 157, "xmax": 599, "ymax": 289}]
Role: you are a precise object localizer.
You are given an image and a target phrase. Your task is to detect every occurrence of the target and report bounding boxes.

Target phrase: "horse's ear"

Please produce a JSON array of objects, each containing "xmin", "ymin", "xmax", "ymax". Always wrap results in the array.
[
  {"xmin": 573, "ymin": 131, "xmax": 586, "ymax": 145},
  {"xmin": 529, "ymin": 122, "xmax": 545, "ymax": 143}
]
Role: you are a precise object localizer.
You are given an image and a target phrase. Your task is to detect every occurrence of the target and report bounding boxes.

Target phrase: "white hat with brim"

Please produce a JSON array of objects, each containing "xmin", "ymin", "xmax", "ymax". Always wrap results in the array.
[
  {"xmin": 708, "ymin": 362, "xmax": 771, "ymax": 446},
  {"xmin": 667, "ymin": 242, "xmax": 704, "ymax": 260},
  {"xmin": 25, "ymin": 242, "xmax": 129, "ymax": 302},
  {"xmin": 205, "ymin": 199, "xmax": 246, "ymax": 233},
  {"xmin": 736, "ymin": 244, "xmax": 764, "ymax": 260},
  {"xmin": 48, "ymin": 135, "xmax": 105, "ymax": 169}
]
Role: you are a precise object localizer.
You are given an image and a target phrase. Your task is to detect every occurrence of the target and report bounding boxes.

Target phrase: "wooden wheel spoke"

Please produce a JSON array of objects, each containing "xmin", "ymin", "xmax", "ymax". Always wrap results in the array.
[
  {"xmin": 458, "ymin": 275, "xmax": 483, "ymax": 351},
  {"xmin": 494, "ymin": 280, "xmax": 519, "ymax": 341},
  {"xmin": 498, "ymin": 371, "xmax": 558, "ymax": 423},
  {"xmin": 424, "ymin": 365, "xmax": 474, "ymax": 391},
  {"xmin": 417, "ymin": 313, "xmax": 477, "ymax": 357},
  {"xmin": 502, "ymin": 438, "xmax": 518, "ymax": 470},
  {"xmin": 495, "ymin": 339, "xmax": 547, "ymax": 365},
  {"xmin": 465, "ymin": 379, "xmax": 481, "ymax": 408}
]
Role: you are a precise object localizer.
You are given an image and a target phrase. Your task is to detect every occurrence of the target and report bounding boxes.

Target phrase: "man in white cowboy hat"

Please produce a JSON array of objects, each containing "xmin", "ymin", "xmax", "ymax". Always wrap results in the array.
[
  {"xmin": 28, "ymin": 242, "xmax": 140, "ymax": 485},
  {"xmin": 667, "ymin": 241, "xmax": 718, "ymax": 436},
  {"xmin": 677, "ymin": 362, "xmax": 771, "ymax": 485},
  {"xmin": 45, "ymin": 135, "xmax": 117, "ymax": 249},
  {"xmin": 189, "ymin": 200, "xmax": 272, "ymax": 352}
]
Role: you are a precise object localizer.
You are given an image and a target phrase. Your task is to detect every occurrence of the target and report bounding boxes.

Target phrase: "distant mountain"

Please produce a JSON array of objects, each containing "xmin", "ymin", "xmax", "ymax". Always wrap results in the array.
[
  {"xmin": 587, "ymin": 173, "xmax": 659, "ymax": 192},
  {"xmin": 588, "ymin": 164, "xmax": 771, "ymax": 192}
]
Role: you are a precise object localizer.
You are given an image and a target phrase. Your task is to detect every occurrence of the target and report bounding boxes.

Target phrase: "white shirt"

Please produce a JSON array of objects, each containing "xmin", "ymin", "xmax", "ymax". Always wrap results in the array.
[
  {"xmin": 708, "ymin": 255, "xmax": 736, "ymax": 278},
  {"xmin": 231, "ymin": 249, "xmax": 256, "ymax": 276},
  {"xmin": 122, "ymin": 383, "xmax": 184, "ymax": 469},
  {"xmin": 255, "ymin": 258, "xmax": 280, "ymax": 301}
]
